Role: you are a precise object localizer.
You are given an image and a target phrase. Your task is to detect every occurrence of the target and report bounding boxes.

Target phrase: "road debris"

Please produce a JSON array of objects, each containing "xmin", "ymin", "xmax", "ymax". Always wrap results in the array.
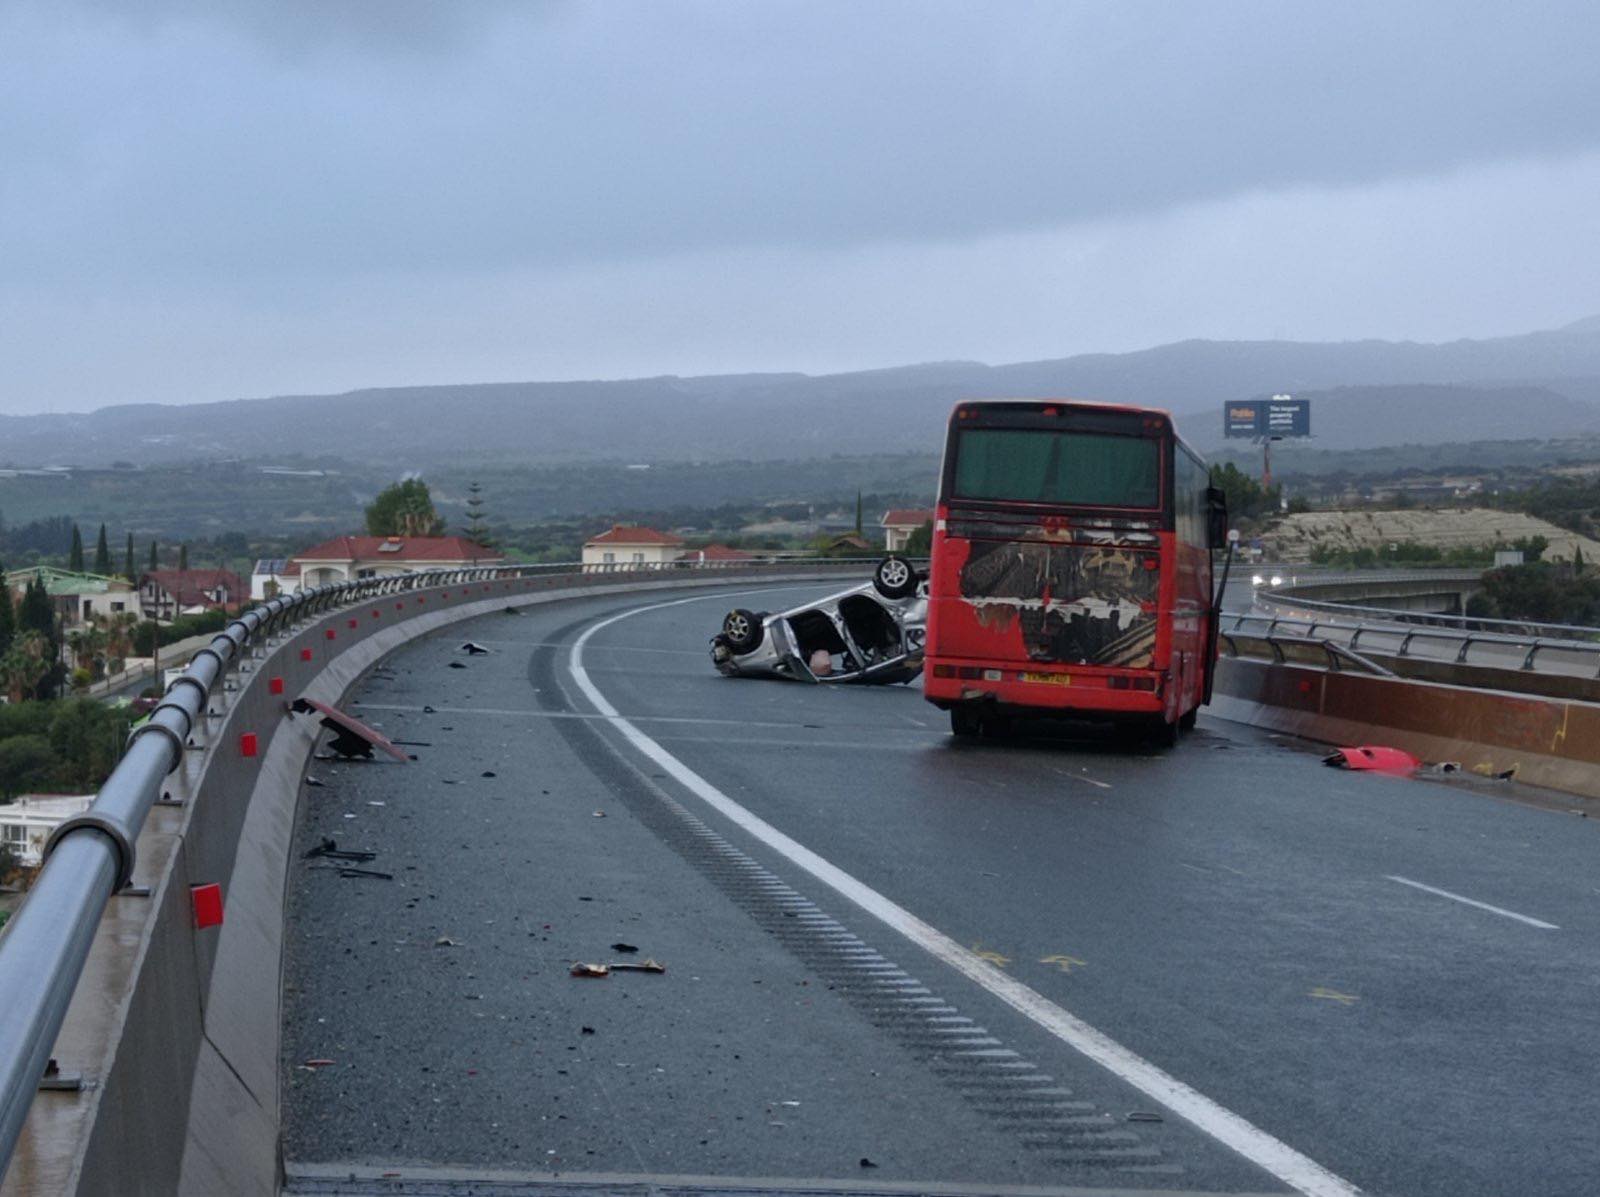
[
  {"xmin": 434, "ymin": 936, "xmax": 461, "ymax": 947},
  {"xmin": 859, "ymin": 1158, "xmax": 878, "ymax": 1169},
  {"xmin": 593, "ymin": 810, "xmax": 606, "ymax": 818},
  {"xmin": 302, "ymin": 1058, "xmax": 335, "ymax": 1069},
  {"xmin": 448, "ymin": 662, "xmax": 468, "ymax": 670},
  {"xmin": 460, "ymin": 641, "xmax": 491, "ymax": 655},
  {"xmin": 1321, "ymin": 745, "xmax": 1420, "ymax": 775},
  {"xmin": 303, "ymin": 838, "xmax": 377, "ymax": 862},
  {"xmin": 580, "ymin": 1026, "xmax": 596, "ymax": 1035},
  {"xmin": 610, "ymin": 942, "xmax": 638, "ymax": 953},
  {"xmin": 304, "ymin": 776, "xmax": 325, "ymax": 788},
  {"xmin": 611, "ymin": 958, "xmax": 667, "ymax": 974},
  {"xmin": 570, "ymin": 963, "xmax": 610, "ymax": 978},
  {"xmin": 336, "ymin": 867, "xmax": 393, "ymax": 881},
  {"xmin": 1127, "ymin": 1111, "xmax": 1164, "ymax": 1122},
  {"xmin": 482, "ymin": 771, "xmax": 497, "ymax": 778}
]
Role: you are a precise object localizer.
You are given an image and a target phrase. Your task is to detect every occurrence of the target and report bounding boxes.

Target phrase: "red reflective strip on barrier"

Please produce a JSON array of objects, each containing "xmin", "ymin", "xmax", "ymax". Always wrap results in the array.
[
  {"xmin": 240, "ymin": 732, "xmax": 258, "ymax": 758},
  {"xmin": 300, "ymin": 648, "xmax": 313, "ymax": 661},
  {"xmin": 371, "ymin": 609, "xmax": 380, "ymax": 619},
  {"xmin": 396, "ymin": 602, "xmax": 404, "ymax": 611},
  {"xmin": 348, "ymin": 618, "xmax": 358, "ymax": 629},
  {"xmin": 325, "ymin": 628, "xmax": 336, "ymax": 640},
  {"xmin": 192, "ymin": 883, "xmax": 224, "ymax": 929},
  {"xmin": 269, "ymin": 677, "xmax": 284, "ymax": 695}
]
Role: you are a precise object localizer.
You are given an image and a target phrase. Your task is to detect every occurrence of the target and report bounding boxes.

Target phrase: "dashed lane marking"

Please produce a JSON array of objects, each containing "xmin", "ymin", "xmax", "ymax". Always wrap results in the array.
[
  {"xmin": 568, "ymin": 593, "xmax": 1361, "ymax": 1197},
  {"xmin": 1386, "ymin": 874, "xmax": 1559, "ymax": 930}
]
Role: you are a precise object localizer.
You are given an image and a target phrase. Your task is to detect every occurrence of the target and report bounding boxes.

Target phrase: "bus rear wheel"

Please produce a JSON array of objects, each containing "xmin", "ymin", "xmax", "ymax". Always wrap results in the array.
[
  {"xmin": 1179, "ymin": 707, "xmax": 1198, "ymax": 732},
  {"xmin": 950, "ymin": 706, "xmax": 983, "ymax": 737}
]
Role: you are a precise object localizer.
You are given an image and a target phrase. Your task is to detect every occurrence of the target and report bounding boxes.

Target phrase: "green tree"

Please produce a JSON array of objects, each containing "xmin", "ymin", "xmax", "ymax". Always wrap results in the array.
[
  {"xmin": 854, "ymin": 490, "xmax": 863, "ymax": 536},
  {"xmin": 124, "ymin": 532, "xmax": 136, "ymax": 582},
  {"xmin": 0, "ymin": 734, "xmax": 54, "ymax": 799},
  {"xmin": 365, "ymin": 479, "xmax": 443, "ymax": 537},
  {"xmin": 0, "ymin": 559, "xmax": 13, "ymax": 657},
  {"xmin": 68, "ymin": 524, "xmax": 84, "ymax": 572},
  {"xmin": 177, "ymin": 543, "xmax": 189, "ymax": 571},
  {"xmin": 1208, "ymin": 462, "xmax": 1282, "ymax": 522},
  {"xmin": 93, "ymin": 523, "xmax": 111, "ymax": 575},
  {"xmin": 462, "ymin": 481, "xmax": 494, "ymax": 548},
  {"xmin": 904, "ymin": 520, "xmax": 934, "ymax": 556}
]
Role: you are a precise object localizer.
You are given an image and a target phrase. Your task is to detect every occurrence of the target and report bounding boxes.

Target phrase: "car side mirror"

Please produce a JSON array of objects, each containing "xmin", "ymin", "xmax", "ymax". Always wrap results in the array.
[{"xmin": 1205, "ymin": 486, "xmax": 1229, "ymax": 550}]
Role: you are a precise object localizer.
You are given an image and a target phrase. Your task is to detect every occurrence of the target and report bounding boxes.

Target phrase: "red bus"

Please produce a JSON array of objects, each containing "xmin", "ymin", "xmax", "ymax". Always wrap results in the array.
[{"xmin": 923, "ymin": 400, "xmax": 1228, "ymax": 743}]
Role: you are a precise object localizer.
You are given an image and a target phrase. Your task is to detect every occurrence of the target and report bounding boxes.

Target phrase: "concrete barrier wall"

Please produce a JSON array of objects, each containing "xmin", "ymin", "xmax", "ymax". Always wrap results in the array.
[
  {"xmin": 1211, "ymin": 655, "xmax": 1600, "ymax": 799},
  {"xmin": 1, "ymin": 566, "xmax": 856, "ymax": 1197}
]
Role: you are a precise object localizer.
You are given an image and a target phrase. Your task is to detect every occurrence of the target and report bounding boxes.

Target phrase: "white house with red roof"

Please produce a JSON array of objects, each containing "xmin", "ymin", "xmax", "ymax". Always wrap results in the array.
[
  {"xmin": 288, "ymin": 536, "xmax": 503, "ymax": 589},
  {"xmin": 880, "ymin": 508, "xmax": 935, "ymax": 552},
  {"xmin": 581, "ymin": 525, "xmax": 685, "ymax": 570}
]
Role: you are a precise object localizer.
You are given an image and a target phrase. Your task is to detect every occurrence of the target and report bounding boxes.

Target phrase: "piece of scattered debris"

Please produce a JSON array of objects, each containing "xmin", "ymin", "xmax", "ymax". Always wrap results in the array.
[
  {"xmin": 1321, "ymin": 745, "xmax": 1420, "ymax": 775},
  {"xmin": 592, "ymin": 810, "xmax": 606, "ymax": 818},
  {"xmin": 367, "ymin": 800, "xmax": 386, "ymax": 807},
  {"xmin": 294, "ymin": 697, "xmax": 411, "ymax": 762},
  {"xmin": 337, "ymin": 867, "xmax": 393, "ymax": 881},
  {"xmin": 460, "ymin": 642, "xmax": 491, "ymax": 655},
  {"xmin": 859, "ymin": 1158, "xmax": 878, "ymax": 1169},
  {"xmin": 1127, "ymin": 1111, "xmax": 1163, "ymax": 1122},
  {"xmin": 580, "ymin": 1026, "xmax": 596, "ymax": 1035},
  {"xmin": 1435, "ymin": 762, "xmax": 1462, "ymax": 774},
  {"xmin": 304, "ymin": 776, "xmax": 325, "ymax": 788},
  {"xmin": 611, "ymin": 958, "xmax": 666, "ymax": 974},
  {"xmin": 482, "ymin": 771, "xmax": 497, "ymax": 778},
  {"xmin": 303, "ymin": 1058, "xmax": 335, "ymax": 1069},
  {"xmin": 1494, "ymin": 767, "xmax": 1517, "ymax": 780},
  {"xmin": 435, "ymin": 937, "xmax": 461, "ymax": 947},
  {"xmin": 423, "ymin": 705, "xmax": 436, "ymax": 713},
  {"xmin": 303, "ymin": 838, "xmax": 377, "ymax": 863},
  {"xmin": 448, "ymin": 662, "xmax": 468, "ymax": 670},
  {"xmin": 570, "ymin": 963, "xmax": 610, "ymax": 978},
  {"xmin": 610, "ymin": 942, "xmax": 639, "ymax": 953}
]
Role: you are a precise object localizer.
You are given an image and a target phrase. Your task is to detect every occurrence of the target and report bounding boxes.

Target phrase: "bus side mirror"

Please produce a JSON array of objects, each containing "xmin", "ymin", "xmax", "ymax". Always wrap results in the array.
[{"xmin": 1205, "ymin": 486, "xmax": 1229, "ymax": 550}]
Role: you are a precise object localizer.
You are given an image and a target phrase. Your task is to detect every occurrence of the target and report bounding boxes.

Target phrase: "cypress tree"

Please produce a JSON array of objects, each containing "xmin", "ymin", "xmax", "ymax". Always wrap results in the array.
[
  {"xmin": 148, "ymin": 540, "xmax": 158, "ymax": 572},
  {"xmin": 94, "ymin": 523, "xmax": 111, "ymax": 575},
  {"xmin": 178, "ymin": 543, "xmax": 189, "ymax": 572},
  {"xmin": 0, "ymin": 559, "xmax": 14, "ymax": 656},
  {"xmin": 69, "ymin": 525, "xmax": 85, "ymax": 573},
  {"xmin": 124, "ymin": 532, "xmax": 136, "ymax": 582}
]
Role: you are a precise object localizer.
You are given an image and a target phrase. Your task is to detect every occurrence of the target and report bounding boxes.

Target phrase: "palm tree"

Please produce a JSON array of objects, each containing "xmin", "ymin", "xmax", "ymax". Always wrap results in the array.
[{"xmin": 0, "ymin": 632, "xmax": 52, "ymax": 702}]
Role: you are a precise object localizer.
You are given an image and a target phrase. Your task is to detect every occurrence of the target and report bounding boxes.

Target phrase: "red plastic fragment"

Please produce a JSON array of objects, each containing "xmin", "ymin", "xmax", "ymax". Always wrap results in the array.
[
  {"xmin": 1323, "ymin": 745, "xmax": 1421, "ymax": 775},
  {"xmin": 192, "ymin": 883, "xmax": 224, "ymax": 929}
]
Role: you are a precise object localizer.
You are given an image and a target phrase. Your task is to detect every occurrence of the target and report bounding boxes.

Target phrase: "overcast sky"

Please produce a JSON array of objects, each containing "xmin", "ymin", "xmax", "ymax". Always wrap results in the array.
[{"xmin": 3, "ymin": 1, "xmax": 1599, "ymax": 413}]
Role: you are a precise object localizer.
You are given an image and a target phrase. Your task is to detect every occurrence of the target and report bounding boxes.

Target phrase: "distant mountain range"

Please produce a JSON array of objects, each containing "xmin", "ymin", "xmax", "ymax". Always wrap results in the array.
[{"xmin": 6, "ymin": 317, "xmax": 1600, "ymax": 468}]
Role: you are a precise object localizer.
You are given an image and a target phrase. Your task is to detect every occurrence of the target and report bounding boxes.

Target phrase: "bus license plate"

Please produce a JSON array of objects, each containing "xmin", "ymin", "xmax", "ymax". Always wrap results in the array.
[{"xmin": 1021, "ymin": 671, "xmax": 1071, "ymax": 686}]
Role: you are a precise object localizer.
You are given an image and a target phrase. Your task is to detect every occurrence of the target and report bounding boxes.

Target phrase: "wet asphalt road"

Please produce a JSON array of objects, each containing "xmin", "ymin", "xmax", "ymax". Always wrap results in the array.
[{"xmin": 282, "ymin": 582, "xmax": 1600, "ymax": 1197}]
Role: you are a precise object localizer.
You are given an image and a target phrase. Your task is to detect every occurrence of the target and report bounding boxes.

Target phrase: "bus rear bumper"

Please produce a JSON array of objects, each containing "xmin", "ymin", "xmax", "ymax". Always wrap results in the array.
[{"xmin": 923, "ymin": 662, "xmax": 1165, "ymax": 717}]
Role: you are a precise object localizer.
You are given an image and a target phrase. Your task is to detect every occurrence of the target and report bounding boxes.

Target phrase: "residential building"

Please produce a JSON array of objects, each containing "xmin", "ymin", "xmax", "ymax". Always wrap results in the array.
[
  {"xmin": 1, "ymin": 794, "xmax": 96, "ymax": 869},
  {"xmin": 139, "ymin": 568, "xmax": 245, "ymax": 622},
  {"xmin": 250, "ymin": 558, "xmax": 302, "ymax": 600},
  {"xmin": 3, "ymin": 567, "xmax": 137, "ymax": 629},
  {"xmin": 289, "ymin": 536, "xmax": 503, "ymax": 588},
  {"xmin": 880, "ymin": 508, "xmax": 935, "ymax": 553},
  {"xmin": 677, "ymin": 544, "xmax": 756, "ymax": 565},
  {"xmin": 582, "ymin": 525, "xmax": 685, "ymax": 570}
]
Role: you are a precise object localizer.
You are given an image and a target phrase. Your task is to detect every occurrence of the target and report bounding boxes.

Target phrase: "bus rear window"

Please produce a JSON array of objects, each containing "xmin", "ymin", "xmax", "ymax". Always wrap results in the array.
[{"xmin": 951, "ymin": 429, "xmax": 1160, "ymax": 508}]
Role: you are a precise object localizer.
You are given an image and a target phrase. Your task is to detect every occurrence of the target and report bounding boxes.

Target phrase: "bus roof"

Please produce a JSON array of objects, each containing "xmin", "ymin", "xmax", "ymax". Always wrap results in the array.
[{"xmin": 947, "ymin": 398, "xmax": 1205, "ymax": 461}]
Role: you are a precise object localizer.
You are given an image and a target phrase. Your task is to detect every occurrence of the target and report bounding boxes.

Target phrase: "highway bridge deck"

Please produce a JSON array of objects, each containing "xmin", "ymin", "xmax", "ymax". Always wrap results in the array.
[{"xmin": 280, "ymin": 583, "xmax": 1600, "ymax": 1197}]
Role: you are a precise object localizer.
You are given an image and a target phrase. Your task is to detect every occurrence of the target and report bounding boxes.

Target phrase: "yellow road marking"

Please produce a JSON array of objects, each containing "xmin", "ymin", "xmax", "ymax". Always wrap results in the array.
[{"xmin": 970, "ymin": 942, "xmax": 1012, "ymax": 969}]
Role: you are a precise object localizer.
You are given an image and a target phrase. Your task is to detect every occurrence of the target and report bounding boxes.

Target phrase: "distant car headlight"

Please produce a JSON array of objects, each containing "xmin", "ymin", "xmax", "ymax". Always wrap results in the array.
[
  {"xmin": 1270, "ymin": 575, "xmax": 1284, "ymax": 587},
  {"xmin": 1251, "ymin": 574, "xmax": 1264, "ymax": 586}
]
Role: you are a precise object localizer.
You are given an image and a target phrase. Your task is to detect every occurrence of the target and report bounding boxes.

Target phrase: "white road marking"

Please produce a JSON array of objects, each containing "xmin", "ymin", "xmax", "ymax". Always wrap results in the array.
[
  {"xmin": 1386, "ymin": 875, "xmax": 1560, "ymax": 930},
  {"xmin": 569, "ymin": 593, "xmax": 1363, "ymax": 1197}
]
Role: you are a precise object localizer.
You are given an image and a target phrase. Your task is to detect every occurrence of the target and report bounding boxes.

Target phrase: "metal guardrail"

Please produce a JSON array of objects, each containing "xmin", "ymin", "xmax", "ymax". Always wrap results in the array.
[
  {"xmin": 1257, "ymin": 586, "xmax": 1600, "ymax": 641},
  {"xmin": 0, "ymin": 554, "xmax": 868, "ymax": 1180},
  {"xmin": 1224, "ymin": 610, "xmax": 1600, "ymax": 678}
]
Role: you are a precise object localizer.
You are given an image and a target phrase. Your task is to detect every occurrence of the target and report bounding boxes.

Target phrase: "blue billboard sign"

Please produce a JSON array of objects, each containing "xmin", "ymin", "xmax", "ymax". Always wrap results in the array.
[{"xmin": 1223, "ymin": 395, "xmax": 1310, "ymax": 439}]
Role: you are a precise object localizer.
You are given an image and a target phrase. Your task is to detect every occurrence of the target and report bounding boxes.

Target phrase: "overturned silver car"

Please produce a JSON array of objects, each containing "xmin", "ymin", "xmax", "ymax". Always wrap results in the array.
[{"xmin": 710, "ymin": 556, "xmax": 927, "ymax": 685}]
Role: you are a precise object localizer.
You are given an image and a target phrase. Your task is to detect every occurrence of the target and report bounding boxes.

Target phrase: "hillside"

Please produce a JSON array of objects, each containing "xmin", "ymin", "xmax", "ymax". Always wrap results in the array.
[
  {"xmin": 4, "ymin": 317, "xmax": 1600, "ymax": 468},
  {"xmin": 1265, "ymin": 509, "xmax": 1600, "ymax": 564}
]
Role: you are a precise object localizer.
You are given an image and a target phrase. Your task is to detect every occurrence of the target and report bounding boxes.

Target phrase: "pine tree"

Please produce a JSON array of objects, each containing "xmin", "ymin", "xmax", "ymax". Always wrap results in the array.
[
  {"xmin": 178, "ymin": 543, "xmax": 189, "ymax": 572},
  {"xmin": 854, "ymin": 490, "xmax": 863, "ymax": 536},
  {"xmin": 69, "ymin": 525, "xmax": 85, "ymax": 573},
  {"xmin": 124, "ymin": 532, "xmax": 136, "ymax": 582},
  {"xmin": 148, "ymin": 540, "xmax": 159, "ymax": 572},
  {"xmin": 94, "ymin": 523, "xmax": 111, "ymax": 575}
]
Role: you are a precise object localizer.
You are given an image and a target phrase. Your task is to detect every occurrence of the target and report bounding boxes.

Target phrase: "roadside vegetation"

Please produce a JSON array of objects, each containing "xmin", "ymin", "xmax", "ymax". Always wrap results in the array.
[
  {"xmin": 0, "ymin": 699, "xmax": 134, "ymax": 800},
  {"xmin": 1467, "ymin": 559, "xmax": 1600, "ymax": 626}
]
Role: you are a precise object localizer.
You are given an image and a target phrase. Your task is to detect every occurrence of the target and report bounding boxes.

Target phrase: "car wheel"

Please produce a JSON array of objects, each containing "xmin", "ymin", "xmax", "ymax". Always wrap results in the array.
[
  {"xmin": 950, "ymin": 706, "xmax": 983, "ymax": 738},
  {"xmin": 873, "ymin": 555, "xmax": 918, "ymax": 599},
  {"xmin": 722, "ymin": 608, "xmax": 763, "ymax": 653}
]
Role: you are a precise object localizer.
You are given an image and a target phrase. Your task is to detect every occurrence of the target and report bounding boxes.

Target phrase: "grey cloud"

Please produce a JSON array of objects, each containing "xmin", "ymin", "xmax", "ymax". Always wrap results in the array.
[{"xmin": 3, "ymin": 1, "xmax": 1599, "ymax": 287}]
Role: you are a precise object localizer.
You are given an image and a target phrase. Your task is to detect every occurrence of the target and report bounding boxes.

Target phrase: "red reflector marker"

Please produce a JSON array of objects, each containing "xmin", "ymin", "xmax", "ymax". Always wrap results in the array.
[
  {"xmin": 371, "ymin": 609, "xmax": 380, "ymax": 619},
  {"xmin": 300, "ymin": 648, "xmax": 313, "ymax": 662},
  {"xmin": 269, "ymin": 677, "xmax": 284, "ymax": 695},
  {"xmin": 348, "ymin": 618, "xmax": 358, "ymax": 629},
  {"xmin": 325, "ymin": 628, "xmax": 336, "ymax": 640},
  {"xmin": 192, "ymin": 883, "xmax": 224, "ymax": 929},
  {"xmin": 240, "ymin": 732, "xmax": 258, "ymax": 758}
]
